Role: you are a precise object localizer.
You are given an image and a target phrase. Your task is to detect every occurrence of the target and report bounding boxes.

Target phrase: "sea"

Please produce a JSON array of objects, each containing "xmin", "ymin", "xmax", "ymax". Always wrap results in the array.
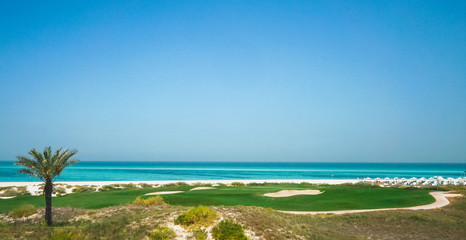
[{"xmin": 0, "ymin": 161, "xmax": 465, "ymax": 182}]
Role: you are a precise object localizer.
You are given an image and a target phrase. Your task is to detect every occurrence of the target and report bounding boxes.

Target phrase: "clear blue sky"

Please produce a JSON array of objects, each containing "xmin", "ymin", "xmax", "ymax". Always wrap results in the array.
[{"xmin": 1, "ymin": 1, "xmax": 465, "ymax": 162}]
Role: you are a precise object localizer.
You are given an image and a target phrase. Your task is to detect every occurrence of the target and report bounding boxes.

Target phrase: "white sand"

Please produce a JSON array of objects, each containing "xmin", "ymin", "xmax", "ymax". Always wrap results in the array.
[
  {"xmin": 0, "ymin": 196, "xmax": 16, "ymax": 199},
  {"xmin": 280, "ymin": 192, "xmax": 463, "ymax": 215},
  {"xmin": 190, "ymin": 187, "xmax": 215, "ymax": 191},
  {"xmin": 0, "ymin": 179, "xmax": 357, "ymax": 188},
  {"xmin": 144, "ymin": 191, "xmax": 184, "ymax": 195},
  {"xmin": 264, "ymin": 189, "xmax": 323, "ymax": 197}
]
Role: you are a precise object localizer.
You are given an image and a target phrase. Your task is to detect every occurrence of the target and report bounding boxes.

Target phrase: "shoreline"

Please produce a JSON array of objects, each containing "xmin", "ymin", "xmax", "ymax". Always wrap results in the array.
[{"xmin": 0, "ymin": 179, "xmax": 358, "ymax": 187}]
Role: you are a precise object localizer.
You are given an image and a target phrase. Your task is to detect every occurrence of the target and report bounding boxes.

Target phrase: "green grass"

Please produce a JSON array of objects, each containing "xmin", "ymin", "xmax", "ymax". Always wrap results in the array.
[
  {"xmin": 0, "ymin": 185, "xmax": 192, "ymax": 213},
  {"xmin": 0, "ymin": 184, "xmax": 435, "ymax": 213},
  {"xmin": 160, "ymin": 184, "xmax": 435, "ymax": 211}
]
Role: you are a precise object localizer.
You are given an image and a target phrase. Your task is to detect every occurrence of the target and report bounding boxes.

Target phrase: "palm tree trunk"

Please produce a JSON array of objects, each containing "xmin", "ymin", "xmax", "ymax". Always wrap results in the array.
[{"xmin": 44, "ymin": 179, "xmax": 53, "ymax": 226}]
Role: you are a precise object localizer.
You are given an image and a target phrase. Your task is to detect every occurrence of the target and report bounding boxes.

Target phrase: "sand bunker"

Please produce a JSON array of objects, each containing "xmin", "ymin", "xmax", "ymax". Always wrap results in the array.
[
  {"xmin": 264, "ymin": 190, "xmax": 323, "ymax": 197},
  {"xmin": 144, "ymin": 191, "xmax": 184, "ymax": 195},
  {"xmin": 190, "ymin": 187, "xmax": 215, "ymax": 191},
  {"xmin": 442, "ymin": 193, "xmax": 462, "ymax": 198},
  {"xmin": 0, "ymin": 196, "xmax": 16, "ymax": 199}
]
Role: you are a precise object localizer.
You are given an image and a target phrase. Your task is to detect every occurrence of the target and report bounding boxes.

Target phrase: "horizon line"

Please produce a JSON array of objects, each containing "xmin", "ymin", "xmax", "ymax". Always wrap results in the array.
[{"xmin": 1, "ymin": 160, "xmax": 465, "ymax": 164}]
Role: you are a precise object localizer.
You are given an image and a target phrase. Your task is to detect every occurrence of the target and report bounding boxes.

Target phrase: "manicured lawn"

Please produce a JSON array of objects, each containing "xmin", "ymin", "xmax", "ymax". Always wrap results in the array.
[
  {"xmin": 160, "ymin": 184, "xmax": 435, "ymax": 211},
  {"xmin": 0, "ymin": 184, "xmax": 435, "ymax": 213}
]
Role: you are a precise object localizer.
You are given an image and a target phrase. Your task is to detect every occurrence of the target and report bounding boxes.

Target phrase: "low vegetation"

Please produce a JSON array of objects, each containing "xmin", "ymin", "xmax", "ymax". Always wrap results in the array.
[
  {"xmin": 230, "ymin": 182, "xmax": 246, "ymax": 187},
  {"xmin": 133, "ymin": 196, "xmax": 166, "ymax": 206},
  {"xmin": 49, "ymin": 229, "xmax": 85, "ymax": 240},
  {"xmin": 71, "ymin": 185, "xmax": 96, "ymax": 193},
  {"xmin": 212, "ymin": 219, "xmax": 248, "ymax": 240},
  {"xmin": 55, "ymin": 186, "xmax": 67, "ymax": 196},
  {"xmin": 99, "ymin": 185, "xmax": 118, "ymax": 191},
  {"xmin": 174, "ymin": 205, "xmax": 219, "ymax": 228},
  {"xmin": 9, "ymin": 204, "xmax": 38, "ymax": 218},
  {"xmin": 162, "ymin": 182, "xmax": 189, "ymax": 188},
  {"xmin": 139, "ymin": 183, "xmax": 155, "ymax": 188},
  {"xmin": 149, "ymin": 226, "xmax": 177, "ymax": 240},
  {"xmin": 192, "ymin": 182, "xmax": 213, "ymax": 187},
  {"xmin": 191, "ymin": 228, "xmax": 208, "ymax": 240},
  {"xmin": 0, "ymin": 186, "xmax": 30, "ymax": 197}
]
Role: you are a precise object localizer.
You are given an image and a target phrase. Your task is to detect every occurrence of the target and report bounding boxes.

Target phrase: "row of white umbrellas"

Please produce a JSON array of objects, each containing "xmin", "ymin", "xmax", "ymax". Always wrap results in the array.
[{"xmin": 360, "ymin": 176, "xmax": 466, "ymax": 186}]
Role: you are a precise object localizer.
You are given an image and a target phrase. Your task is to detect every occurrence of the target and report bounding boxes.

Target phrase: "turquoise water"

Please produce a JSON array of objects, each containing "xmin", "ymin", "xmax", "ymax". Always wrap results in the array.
[{"xmin": 0, "ymin": 161, "xmax": 465, "ymax": 182}]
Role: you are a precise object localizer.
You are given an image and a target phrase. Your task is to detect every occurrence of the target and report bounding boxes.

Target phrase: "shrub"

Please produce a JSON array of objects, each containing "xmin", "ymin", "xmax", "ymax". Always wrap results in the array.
[
  {"xmin": 300, "ymin": 182, "xmax": 313, "ymax": 185},
  {"xmin": 163, "ymin": 182, "xmax": 189, "ymax": 188},
  {"xmin": 99, "ymin": 185, "xmax": 117, "ymax": 191},
  {"xmin": 55, "ymin": 186, "xmax": 67, "ymax": 194},
  {"xmin": 9, "ymin": 204, "xmax": 38, "ymax": 218},
  {"xmin": 1, "ymin": 188, "xmax": 19, "ymax": 197},
  {"xmin": 122, "ymin": 183, "xmax": 138, "ymax": 189},
  {"xmin": 139, "ymin": 183, "xmax": 154, "ymax": 188},
  {"xmin": 133, "ymin": 196, "xmax": 166, "ymax": 206},
  {"xmin": 174, "ymin": 206, "xmax": 219, "ymax": 228},
  {"xmin": 247, "ymin": 182, "xmax": 278, "ymax": 186},
  {"xmin": 191, "ymin": 228, "xmax": 208, "ymax": 240},
  {"xmin": 0, "ymin": 186, "xmax": 29, "ymax": 197},
  {"xmin": 247, "ymin": 182, "xmax": 263, "ymax": 186},
  {"xmin": 49, "ymin": 229, "xmax": 85, "ymax": 240},
  {"xmin": 149, "ymin": 226, "xmax": 177, "ymax": 240},
  {"xmin": 72, "ymin": 186, "xmax": 96, "ymax": 193},
  {"xmin": 211, "ymin": 219, "xmax": 248, "ymax": 240},
  {"xmin": 16, "ymin": 186, "xmax": 30, "ymax": 195},
  {"xmin": 192, "ymin": 182, "xmax": 213, "ymax": 187},
  {"xmin": 230, "ymin": 182, "xmax": 245, "ymax": 187}
]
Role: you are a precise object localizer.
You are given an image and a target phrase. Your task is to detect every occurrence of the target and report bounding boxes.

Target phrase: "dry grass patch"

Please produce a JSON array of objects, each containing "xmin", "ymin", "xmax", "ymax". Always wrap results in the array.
[
  {"xmin": 133, "ymin": 196, "xmax": 166, "ymax": 206},
  {"xmin": 174, "ymin": 206, "xmax": 219, "ymax": 228},
  {"xmin": 9, "ymin": 205, "xmax": 37, "ymax": 218}
]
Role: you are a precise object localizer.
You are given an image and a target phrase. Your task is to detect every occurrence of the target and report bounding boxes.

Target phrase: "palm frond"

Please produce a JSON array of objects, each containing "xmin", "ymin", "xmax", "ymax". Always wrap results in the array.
[
  {"xmin": 17, "ymin": 168, "xmax": 44, "ymax": 180},
  {"xmin": 16, "ymin": 147, "xmax": 78, "ymax": 181},
  {"xmin": 28, "ymin": 149, "xmax": 43, "ymax": 163},
  {"xmin": 51, "ymin": 149, "xmax": 78, "ymax": 177},
  {"xmin": 15, "ymin": 156, "xmax": 39, "ymax": 169}
]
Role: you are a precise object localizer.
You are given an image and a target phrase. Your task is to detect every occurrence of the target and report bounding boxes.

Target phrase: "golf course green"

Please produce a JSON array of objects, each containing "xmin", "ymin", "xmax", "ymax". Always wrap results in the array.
[{"xmin": 0, "ymin": 183, "xmax": 436, "ymax": 213}]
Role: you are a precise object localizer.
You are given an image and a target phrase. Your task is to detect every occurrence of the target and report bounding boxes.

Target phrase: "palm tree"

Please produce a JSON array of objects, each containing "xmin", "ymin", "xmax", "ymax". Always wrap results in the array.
[{"xmin": 15, "ymin": 147, "xmax": 78, "ymax": 226}]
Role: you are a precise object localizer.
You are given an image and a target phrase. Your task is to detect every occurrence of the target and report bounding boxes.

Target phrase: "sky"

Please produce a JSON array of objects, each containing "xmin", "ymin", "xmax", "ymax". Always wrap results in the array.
[{"xmin": 0, "ymin": 1, "xmax": 465, "ymax": 162}]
